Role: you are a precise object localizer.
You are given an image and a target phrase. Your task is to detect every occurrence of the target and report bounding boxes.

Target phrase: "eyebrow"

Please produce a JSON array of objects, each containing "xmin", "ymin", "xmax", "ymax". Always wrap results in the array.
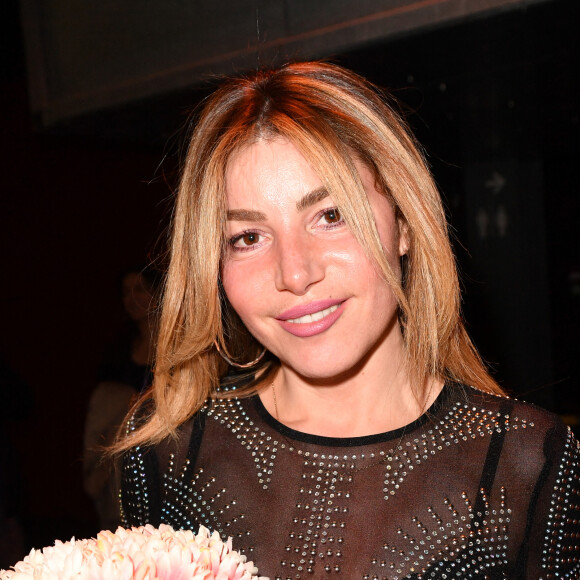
[
  {"xmin": 295, "ymin": 187, "xmax": 330, "ymax": 212},
  {"xmin": 226, "ymin": 187, "xmax": 330, "ymax": 221},
  {"xmin": 226, "ymin": 208, "xmax": 267, "ymax": 221}
]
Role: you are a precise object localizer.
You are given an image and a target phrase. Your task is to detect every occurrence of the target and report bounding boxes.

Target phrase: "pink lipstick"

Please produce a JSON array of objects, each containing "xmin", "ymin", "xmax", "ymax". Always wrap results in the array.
[{"xmin": 276, "ymin": 299, "xmax": 346, "ymax": 337}]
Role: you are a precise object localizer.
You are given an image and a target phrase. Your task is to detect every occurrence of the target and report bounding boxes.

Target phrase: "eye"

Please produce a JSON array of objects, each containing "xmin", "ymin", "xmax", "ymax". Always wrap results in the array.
[
  {"xmin": 315, "ymin": 207, "xmax": 344, "ymax": 229},
  {"xmin": 239, "ymin": 232, "xmax": 259, "ymax": 246},
  {"xmin": 322, "ymin": 208, "xmax": 342, "ymax": 224},
  {"xmin": 229, "ymin": 230, "xmax": 264, "ymax": 251}
]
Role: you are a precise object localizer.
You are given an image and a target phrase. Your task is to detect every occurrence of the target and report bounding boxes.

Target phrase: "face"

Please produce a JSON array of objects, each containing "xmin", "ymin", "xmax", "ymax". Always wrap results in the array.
[
  {"xmin": 122, "ymin": 272, "xmax": 155, "ymax": 322},
  {"xmin": 221, "ymin": 138, "xmax": 408, "ymax": 381}
]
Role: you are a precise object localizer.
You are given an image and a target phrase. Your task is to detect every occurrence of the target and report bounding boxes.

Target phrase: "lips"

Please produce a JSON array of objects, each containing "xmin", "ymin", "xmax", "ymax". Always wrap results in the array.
[
  {"xmin": 286, "ymin": 304, "xmax": 339, "ymax": 324},
  {"xmin": 276, "ymin": 299, "xmax": 346, "ymax": 337}
]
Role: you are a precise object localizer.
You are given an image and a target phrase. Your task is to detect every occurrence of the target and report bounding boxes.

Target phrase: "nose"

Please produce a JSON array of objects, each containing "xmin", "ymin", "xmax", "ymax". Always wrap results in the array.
[{"xmin": 274, "ymin": 234, "xmax": 325, "ymax": 295}]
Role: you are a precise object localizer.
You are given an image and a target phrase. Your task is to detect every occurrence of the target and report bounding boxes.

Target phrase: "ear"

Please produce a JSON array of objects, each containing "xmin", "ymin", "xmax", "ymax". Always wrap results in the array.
[{"xmin": 397, "ymin": 218, "xmax": 410, "ymax": 256}]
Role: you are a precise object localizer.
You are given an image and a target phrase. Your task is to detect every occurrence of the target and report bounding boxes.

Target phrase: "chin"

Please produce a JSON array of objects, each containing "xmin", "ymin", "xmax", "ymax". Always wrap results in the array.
[{"xmin": 279, "ymin": 352, "xmax": 367, "ymax": 384}]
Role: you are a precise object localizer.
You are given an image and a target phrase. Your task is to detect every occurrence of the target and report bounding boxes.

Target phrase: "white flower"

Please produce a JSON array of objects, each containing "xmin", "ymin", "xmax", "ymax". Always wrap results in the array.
[{"xmin": 0, "ymin": 525, "xmax": 268, "ymax": 580}]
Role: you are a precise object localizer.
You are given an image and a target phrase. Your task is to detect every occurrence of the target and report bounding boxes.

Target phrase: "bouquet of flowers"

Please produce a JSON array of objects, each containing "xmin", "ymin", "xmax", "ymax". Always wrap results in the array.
[{"xmin": 0, "ymin": 524, "xmax": 268, "ymax": 579}]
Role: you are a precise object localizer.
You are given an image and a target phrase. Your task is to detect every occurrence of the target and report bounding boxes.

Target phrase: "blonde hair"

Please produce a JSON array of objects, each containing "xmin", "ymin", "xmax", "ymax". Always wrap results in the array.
[{"xmin": 116, "ymin": 61, "xmax": 503, "ymax": 451}]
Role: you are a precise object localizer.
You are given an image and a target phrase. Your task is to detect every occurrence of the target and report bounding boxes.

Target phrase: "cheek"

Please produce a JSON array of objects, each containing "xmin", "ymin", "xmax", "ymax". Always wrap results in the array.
[
  {"xmin": 221, "ymin": 265, "xmax": 242, "ymax": 312},
  {"xmin": 348, "ymin": 243, "xmax": 399, "ymax": 305},
  {"xmin": 221, "ymin": 262, "xmax": 267, "ymax": 323},
  {"xmin": 343, "ymin": 240, "xmax": 387, "ymax": 283}
]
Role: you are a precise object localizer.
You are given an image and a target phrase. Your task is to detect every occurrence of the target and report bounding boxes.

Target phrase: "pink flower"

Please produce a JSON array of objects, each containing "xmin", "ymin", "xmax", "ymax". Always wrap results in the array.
[{"xmin": 0, "ymin": 525, "xmax": 267, "ymax": 580}]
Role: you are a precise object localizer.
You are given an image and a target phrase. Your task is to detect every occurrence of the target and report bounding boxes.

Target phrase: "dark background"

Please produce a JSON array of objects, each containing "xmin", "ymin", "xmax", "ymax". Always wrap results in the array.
[{"xmin": 1, "ymin": 0, "xmax": 578, "ymax": 555}]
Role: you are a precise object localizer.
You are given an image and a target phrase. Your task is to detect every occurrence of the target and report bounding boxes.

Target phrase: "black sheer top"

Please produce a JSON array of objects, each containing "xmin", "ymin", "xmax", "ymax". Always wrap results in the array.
[{"xmin": 121, "ymin": 383, "xmax": 580, "ymax": 579}]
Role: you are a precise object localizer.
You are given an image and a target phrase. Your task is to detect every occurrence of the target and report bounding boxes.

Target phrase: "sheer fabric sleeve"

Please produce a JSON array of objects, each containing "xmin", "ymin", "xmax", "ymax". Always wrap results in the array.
[
  {"xmin": 119, "ymin": 412, "xmax": 160, "ymax": 528},
  {"xmin": 523, "ymin": 422, "xmax": 580, "ymax": 578},
  {"xmin": 120, "ymin": 412, "xmax": 199, "ymax": 529}
]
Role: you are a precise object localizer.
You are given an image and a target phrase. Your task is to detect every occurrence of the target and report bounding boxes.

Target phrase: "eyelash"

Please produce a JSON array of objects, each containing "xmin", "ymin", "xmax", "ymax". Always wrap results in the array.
[
  {"xmin": 228, "ymin": 207, "xmax": 344, "ymax": 253},
  {"xmin": 315, "ymin": 207, "xmax": 344, "ymax": 228},
  {"xmin": 228, "ymin": 229, "xmax": 264, "ymax": 253}
]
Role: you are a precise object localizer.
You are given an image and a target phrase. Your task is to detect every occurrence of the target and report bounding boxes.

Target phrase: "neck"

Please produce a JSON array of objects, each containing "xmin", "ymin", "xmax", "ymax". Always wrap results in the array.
[{"xmin": 263, "ymin": 355, "xmax": 441, "ymax": 438}]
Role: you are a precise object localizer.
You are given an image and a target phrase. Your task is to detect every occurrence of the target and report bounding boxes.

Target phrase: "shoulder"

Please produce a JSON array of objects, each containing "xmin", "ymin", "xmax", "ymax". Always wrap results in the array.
[
  {"xmin": 440, "ymin": 387, "xmax": 580, "ymax": 577},
  {"xmin": 450, "ymin": 383, "xmax": 566, "ymax": 428},
  {"xmin": 447, "ymin": 383, "xmax": 575, "ymax": 456}
]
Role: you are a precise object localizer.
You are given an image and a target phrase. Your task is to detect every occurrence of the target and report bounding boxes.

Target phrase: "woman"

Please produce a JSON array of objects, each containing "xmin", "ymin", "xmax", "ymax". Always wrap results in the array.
[{"xmin": 118, "ymin": 62, "xmax": 580, "ymax": 578}]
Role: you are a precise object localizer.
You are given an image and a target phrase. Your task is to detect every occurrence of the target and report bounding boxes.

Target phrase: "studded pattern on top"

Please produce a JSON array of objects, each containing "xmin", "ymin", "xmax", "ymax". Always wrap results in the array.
[{"xmin": 121, "ymin": 383, "xmax": 580, "ymax": 579}]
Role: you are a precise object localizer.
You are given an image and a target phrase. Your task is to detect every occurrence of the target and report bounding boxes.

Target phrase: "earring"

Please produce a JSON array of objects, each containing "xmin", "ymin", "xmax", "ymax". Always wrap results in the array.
[{"xmin": 214, "ymin": 340, "xmax": 267, "ymax": 369}]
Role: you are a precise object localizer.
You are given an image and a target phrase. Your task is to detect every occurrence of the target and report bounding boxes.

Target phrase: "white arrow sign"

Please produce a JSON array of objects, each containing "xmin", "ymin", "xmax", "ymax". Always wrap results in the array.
[{"xmin": 485, "ymin": 171, "xmax": 506, "ymax": 194}]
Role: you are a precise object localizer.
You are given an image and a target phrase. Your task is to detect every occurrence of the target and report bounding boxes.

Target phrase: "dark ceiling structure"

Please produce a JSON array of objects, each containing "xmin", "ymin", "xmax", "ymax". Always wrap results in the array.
[{"xmin": 18, "ymin": 0, "xmax": 555, "ymax": 143}]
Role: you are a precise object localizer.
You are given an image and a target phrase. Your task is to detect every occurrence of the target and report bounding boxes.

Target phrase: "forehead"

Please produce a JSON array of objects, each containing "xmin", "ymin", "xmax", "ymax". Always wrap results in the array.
[{"xmin": 224, "ymin": 137, "xmax": 324, "ymax": 208}]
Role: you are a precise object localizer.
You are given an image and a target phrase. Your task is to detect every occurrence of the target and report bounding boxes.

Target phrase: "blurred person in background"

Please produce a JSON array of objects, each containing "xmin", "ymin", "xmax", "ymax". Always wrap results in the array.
[{"xmin": 83, "ymin": 265, "xmax": 160, "ymax": 530}]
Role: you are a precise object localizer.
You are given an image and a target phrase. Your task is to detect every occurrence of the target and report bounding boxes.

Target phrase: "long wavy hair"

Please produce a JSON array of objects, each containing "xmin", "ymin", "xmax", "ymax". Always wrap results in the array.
[{"xmin": 115, "ymin": 61, "xmax": 503, "ymax": 451}]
